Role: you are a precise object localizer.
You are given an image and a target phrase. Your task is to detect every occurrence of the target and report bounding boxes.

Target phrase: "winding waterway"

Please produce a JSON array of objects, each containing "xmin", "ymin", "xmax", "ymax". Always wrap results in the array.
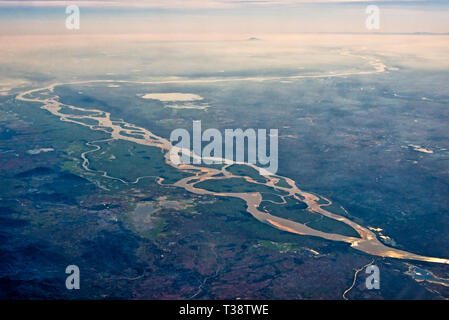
[{"xmin": 15, "ymin": 55, "xmax": 449, "ymax": 265}]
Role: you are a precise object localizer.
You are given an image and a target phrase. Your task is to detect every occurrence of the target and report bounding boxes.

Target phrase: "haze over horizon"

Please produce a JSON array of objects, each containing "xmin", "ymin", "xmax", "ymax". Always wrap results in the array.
[{"xmin": 1, "ymin": 0, "xmax": 449, "ymax": 35}]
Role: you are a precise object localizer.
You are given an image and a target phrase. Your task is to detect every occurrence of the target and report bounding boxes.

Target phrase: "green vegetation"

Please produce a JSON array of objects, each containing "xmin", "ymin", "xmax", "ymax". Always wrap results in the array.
[
  {"xmin": 193, "ymin": 197, "xmax": 326, "ymax": 249},
  {"xmin": 86, "ymin": 139, "xmax": 192, "ymax": 185},
  {"xmin": 260, "ymin": 197, "xmax": 360, "ymax": 238},
  {"xmin": 66, "ymin": 117, "xmax": 99, "ymax": 126},
  {"xmin": 260, "ymin": 192, "xmax": 285, "ymax": 203},
  {"xmin": 123, "ymin": 203, "xmax": 167, "ymax": 239},
  {"xmin": 256, "ymin": 240, "xmax": 304, "ymax": 253},
  {"xmin": 196, "ymin": 177, "xmax": 288, "ymax": 195},
  {"xmin": 274, "ymin": 177, "xmax": 291, "ymax": 189},
  {"xmin": 226, "ymin": 164, "xmax": 267, "ymax": 183}
]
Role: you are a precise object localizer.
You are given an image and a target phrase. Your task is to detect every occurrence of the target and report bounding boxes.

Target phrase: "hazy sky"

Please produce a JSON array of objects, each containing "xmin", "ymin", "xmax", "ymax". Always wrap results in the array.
[
  {"xmin": 1, "ymin": 1, "xmax": 448, "ymax": 8},
  {"xmin": 0, "ymin": 0, "xmax": 448, "ymax": 35}
]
